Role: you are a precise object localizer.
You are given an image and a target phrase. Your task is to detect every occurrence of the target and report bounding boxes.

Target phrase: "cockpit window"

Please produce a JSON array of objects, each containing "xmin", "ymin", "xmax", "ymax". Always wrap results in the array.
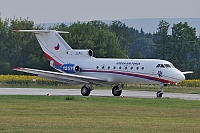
[
  {"xmin": 170, "ymin": 64, "xmax": 175, "ymax": 68},
  {"xmin": 156, "ymin": 64, "xmax": 173, "ymax": 68},
  {"xmin": 164, "ymin": 64, "xmax": 171, "ymax": 68},
  {"xmin": 160, "ymin": 64, "xmax": 165, "ymax": 68},
  {"xmin": 156, "ymin": 64, "xmax": 161, "ymax": 68}
]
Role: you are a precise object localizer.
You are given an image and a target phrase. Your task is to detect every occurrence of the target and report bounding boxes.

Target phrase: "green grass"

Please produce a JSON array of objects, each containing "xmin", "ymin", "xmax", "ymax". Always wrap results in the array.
[{"xmin": 0, "ymin": 95, "xmax": 200, "ymax": 133}]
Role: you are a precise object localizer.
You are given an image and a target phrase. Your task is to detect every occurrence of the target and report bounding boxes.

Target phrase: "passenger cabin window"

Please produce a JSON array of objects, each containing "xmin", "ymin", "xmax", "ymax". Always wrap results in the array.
[
  {"xmin": 119, "ymin": 66, "xmax": 122, "ymax": 69},
  {"xmin": 108, "ymin": 66, "xmax": 110, "ymax": 69},
  {"xmin": 113, "ymin": 66, "xmax": 116, "ymax": 69},
  {"xmin": 102, "ymin": 66, "xmax": 104, "ymax": 69},
  {"xmin": 96, "ymin": 66, "xmax": 99, "ymax": 69}
]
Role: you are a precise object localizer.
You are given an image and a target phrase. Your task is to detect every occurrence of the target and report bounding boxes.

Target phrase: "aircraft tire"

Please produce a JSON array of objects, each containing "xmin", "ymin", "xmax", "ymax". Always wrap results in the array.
[
  {"xmin": 81, "ymin": 85, "xmax": 91, "ymax": 96},
  {"xmin": 156, "ymin": 91, "xmax": 163, "ymax": 98},
  {"xmin": 112, "ymin": 86, "xmax": 122, "ymax": 96}
]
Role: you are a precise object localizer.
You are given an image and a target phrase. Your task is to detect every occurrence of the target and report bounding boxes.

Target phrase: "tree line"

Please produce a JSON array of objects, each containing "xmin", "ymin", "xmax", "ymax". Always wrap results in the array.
[{"xmin": 0, "ymin": 17, "xmax": 199, "ymax": 79}]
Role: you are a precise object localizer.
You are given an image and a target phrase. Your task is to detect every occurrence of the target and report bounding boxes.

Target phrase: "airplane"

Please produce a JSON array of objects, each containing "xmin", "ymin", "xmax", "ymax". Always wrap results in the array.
[{"xmin": 12, "ymin": 30, "xmax": 193, "ymax": 98}]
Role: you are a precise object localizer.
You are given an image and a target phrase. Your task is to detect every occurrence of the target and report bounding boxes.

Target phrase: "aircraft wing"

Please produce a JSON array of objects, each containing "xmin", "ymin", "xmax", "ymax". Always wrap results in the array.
[
  {"xmin": 182, "ymin": 71, "xmax": 193, "ymax": 75},
  {"xmin": 13, "ymin": 68, "xmax": 109, "ymax": 85}
]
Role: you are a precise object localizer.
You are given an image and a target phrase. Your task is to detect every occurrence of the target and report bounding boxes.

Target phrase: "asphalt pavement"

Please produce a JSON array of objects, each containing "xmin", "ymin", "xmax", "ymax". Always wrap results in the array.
[{"xmin": 0, "ymin": 88, "xmax": 199, "ymax": 100}]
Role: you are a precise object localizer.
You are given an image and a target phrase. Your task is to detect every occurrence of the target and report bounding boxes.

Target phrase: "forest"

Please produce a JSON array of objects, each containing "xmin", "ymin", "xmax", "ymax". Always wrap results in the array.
[{"xmin": 0, "ymin": 17, "xmax": 199, "ymax": 79}]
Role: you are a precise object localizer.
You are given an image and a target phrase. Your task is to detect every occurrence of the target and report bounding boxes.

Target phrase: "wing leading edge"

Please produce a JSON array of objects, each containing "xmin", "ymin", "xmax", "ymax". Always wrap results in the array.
[
  {"xmin": 182, "ymin": 71, "xmax": 193, "ymax": 75},
  {"xmin": 13, "ymin": 68, "xmax": 108, "ymax": 85}
]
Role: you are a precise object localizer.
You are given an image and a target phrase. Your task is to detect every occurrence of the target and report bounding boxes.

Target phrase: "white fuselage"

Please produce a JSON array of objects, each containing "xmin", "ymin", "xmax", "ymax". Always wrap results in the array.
[{"xmin": 60, "ymin": 57, "xmax": 185, "ymax": 85}]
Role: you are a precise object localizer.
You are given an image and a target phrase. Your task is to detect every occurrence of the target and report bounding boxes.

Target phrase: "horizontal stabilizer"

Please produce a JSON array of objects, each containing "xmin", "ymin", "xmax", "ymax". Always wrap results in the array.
[{"xmin": 12, "ymin": 30, "xmax": 69, "ymax": 34}]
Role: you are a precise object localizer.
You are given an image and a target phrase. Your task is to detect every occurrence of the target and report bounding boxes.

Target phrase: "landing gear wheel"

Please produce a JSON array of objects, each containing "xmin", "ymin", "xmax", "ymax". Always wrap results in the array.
[
  {"xmin": 112, "ymin": 86, "xmax": 122, "ymax": 96},
  {"xmin": 156, "ymin": 91, "xmax": 163, "ymax": 98},
  {"xmin": 81, "ymin": 85, "xmax": 91, "ymax": 96}
]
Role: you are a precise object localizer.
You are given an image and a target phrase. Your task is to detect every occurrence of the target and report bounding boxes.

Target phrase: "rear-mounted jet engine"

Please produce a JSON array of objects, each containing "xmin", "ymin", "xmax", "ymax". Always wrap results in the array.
[{"xmin": 61, "ymin": 64, "xmax": 80, "ymax": 73}]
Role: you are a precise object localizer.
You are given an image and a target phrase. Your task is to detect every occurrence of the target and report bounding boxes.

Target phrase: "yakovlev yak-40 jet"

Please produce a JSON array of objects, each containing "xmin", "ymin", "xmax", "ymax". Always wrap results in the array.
[{"xmin": 13, "ymin": 30, "xmax": 193, "ymax": 97}]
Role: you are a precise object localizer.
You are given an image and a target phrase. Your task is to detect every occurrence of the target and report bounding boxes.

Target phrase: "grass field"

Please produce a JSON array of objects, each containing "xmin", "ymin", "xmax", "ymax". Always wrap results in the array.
[{"xmin": 0, "ymin": 95, "xmax": 200, "ymax": 133}]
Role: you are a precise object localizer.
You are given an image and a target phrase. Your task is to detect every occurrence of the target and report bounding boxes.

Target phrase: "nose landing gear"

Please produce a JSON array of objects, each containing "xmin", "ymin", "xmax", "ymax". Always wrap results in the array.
[
  {"xmin": 156, "ymin": 91, "xmax": 163, "ymax": 98},
  {"xmin": 156, "ymin": 84, "xmax": 167, "ymax": 98}
]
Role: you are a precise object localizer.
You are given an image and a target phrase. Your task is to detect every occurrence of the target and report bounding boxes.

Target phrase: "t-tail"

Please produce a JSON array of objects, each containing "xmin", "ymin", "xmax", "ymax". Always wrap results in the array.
[
  {"xmin": 13, "ymin": 30, "xmax": 71, "ymax": 66},
  {"xmin": 12, "ymin": 30, "xmax": 94, "ymax": 68}
]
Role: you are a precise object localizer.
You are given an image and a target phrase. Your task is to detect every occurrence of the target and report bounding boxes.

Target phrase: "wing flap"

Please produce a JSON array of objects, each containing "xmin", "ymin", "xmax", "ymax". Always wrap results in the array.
[
  {"xmin": 38, "ymin": 75, "xmax": 88, "ymax": 84},
  {"xmin": 13, "ymin": 68, "xmax": 108, "ymax": 85}
]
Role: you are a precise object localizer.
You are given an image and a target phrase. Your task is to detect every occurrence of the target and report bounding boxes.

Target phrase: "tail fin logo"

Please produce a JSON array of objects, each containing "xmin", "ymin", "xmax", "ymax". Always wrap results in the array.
[{"xmin": 54, "ymin": 44, "xmax": 60, "ymax": 50}]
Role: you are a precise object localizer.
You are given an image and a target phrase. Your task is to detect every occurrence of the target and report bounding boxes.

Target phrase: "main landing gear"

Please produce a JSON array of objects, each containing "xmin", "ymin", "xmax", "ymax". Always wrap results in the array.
[
  {"xmin": 156, "ymin": 84, "xmax": 167, "ymax": 98},
  {"xmin": 112, "ymin": 84, "xmax": 123, "ymax": 96},
  {"xmin": 81, "ymin": 85, "xmax": 93, "ymax": 96},
  {"xmin": 81, "ymin": 84, "xmax": 165, "ymax": 98},
  {"xmin": 81, "ymin": 84, "xmax": 123, "ymax": 96}
]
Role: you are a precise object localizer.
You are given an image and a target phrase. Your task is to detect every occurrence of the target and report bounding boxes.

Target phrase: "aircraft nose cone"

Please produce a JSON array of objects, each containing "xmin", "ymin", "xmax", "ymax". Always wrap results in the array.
[
  {"xmin": 182, "ymin": 74, "xmax": 185, "ymax": 81},
  {"xmin": 179, "ymin": 73, "xmax": 185, "ymax": 82},
  {"xmin": 174, "ymin": 69, "xmax": 186, "ymax": 83}
]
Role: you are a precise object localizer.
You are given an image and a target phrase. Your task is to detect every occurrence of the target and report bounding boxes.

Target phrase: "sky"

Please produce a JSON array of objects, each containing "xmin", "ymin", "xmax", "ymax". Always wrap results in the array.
[{"xmin": 0, "ymin": 0, "xmax": 200, "ymax": 23}]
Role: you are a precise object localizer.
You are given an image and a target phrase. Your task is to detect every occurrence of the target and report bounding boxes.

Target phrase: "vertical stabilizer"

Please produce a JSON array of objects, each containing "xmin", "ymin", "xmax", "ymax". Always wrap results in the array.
[{"xmin": 13, "ymin": 30, "xmax": 71, "ymax": 66}]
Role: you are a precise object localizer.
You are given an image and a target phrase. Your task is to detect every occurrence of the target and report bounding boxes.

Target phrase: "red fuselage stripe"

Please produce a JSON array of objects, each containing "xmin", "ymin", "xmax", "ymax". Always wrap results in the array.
[
  {"xmin": 81, "ymin": 69, "xmax": 175, "ymax": 84},
  {"xmin": 43, "ymin": 52, "xmax": 62, "ymax": 66}
]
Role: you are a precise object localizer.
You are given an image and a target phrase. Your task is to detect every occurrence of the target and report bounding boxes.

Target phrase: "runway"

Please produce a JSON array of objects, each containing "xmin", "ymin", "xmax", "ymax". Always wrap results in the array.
[{"xmin": 0, "ymin": 88, "xmax": 199, "ymax": 100}]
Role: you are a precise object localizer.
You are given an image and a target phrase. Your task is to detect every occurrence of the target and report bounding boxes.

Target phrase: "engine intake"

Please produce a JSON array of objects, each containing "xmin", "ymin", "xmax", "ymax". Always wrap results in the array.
[
  {"xmin": 61, "ymin": 64, "xmax": 80, "ymax": 73},
  {"xmin": 66, "ymin": 49, "xmax": 93, "ymax": 58}
]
